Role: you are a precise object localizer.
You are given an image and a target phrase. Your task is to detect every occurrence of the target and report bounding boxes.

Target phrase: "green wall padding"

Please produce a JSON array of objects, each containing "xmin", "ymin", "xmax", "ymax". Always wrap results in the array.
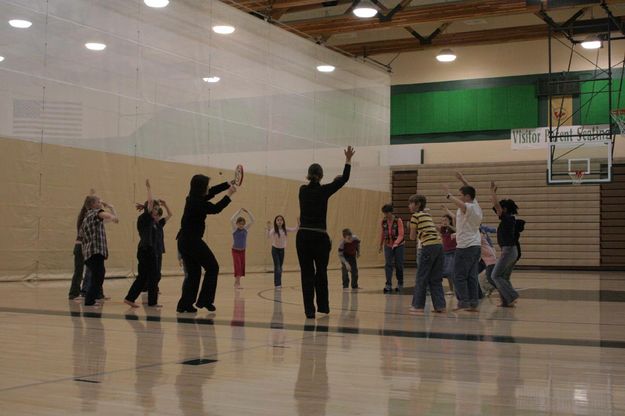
[
  {"xmin": 391, "ymin": 85, "xmax": 539, "ymax": 135},
  {"xmin": 579, "ymin": 78, "xmax": 625, "ymax": 125}
]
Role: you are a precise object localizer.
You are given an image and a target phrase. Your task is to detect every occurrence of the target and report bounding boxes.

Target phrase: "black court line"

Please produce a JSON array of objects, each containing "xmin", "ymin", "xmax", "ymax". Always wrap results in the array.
[
  {"xmin": 518, "ymin": 289, "xmax": 625, "ymax": 302},
  {"xmin": 355, "ymin": 287, "xmax": 625, "ymax": 302},
  {"xmin": 2, "ymin": 306, "xmax": 625, "ymax": 350}
]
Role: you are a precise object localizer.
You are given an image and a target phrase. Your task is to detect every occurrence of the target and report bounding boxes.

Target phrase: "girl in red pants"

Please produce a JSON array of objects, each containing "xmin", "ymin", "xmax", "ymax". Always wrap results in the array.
[{"xmin": 230, "ymin": 208, "xmax": 255, "ymax": 288}]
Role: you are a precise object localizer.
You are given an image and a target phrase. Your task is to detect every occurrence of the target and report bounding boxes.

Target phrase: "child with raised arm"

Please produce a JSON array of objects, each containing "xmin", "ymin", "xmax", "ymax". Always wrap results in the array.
[
  {"xmin": 231, "ymin": 208, "xmax": 255, "ymax": 288},
  {"xmin": 338, "ymin": 228, "xmax": 361, "ymax": 291},
  {"xmin": 489, "ymin": 181, "xmax": 520, "ymax": 307},
  {"xmin": 408, "ymin": 195, "xmax": 446, "ymax": 314},
  {"xmin": 266, "ymin": 215, "xmax": 298, "ymax": 288},
  {"xmin": 125, "ymin": 179, "xmax": 170, "ymax": 308},
  {"xmin": 443, "ymin": 172, "xmax": 483, "ymax": 312},
  {"xmin": 81, "ymin": 195, "xmax": 119, "ymax": 307}
]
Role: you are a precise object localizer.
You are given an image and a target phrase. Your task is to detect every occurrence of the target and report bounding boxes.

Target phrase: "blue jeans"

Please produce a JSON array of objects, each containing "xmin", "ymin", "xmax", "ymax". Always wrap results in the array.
[
  {"xmin": 453, "ymin": 246, "xmax": 481, "ymax": 309},
  {"xmin": 384, "ymin": 245, "xmax": 404, "ymax": 288},
  {"xmin": 491, "ymin": 246, "xmax": 519, "ymax": 305},
  {"xmin": 412, "ymin": 244, "xmax": 446, "ymax": 310},
  {"xmin": 272, "ymin": 247, "xmax": 285, "ymax": 287}
]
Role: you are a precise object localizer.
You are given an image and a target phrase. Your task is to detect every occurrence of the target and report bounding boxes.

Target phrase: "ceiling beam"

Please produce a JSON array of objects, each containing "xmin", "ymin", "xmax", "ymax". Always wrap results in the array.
[
  {"xmin": 283, "ymin": 0, "xmax": 625, "ymax": 37},
  {"xmin": 227, "ymin": 0, "xmax": 330, "ymax": 12},
  {"xmin": 335, "ymin": 16, "xmax": 625, "ymax": 56}
]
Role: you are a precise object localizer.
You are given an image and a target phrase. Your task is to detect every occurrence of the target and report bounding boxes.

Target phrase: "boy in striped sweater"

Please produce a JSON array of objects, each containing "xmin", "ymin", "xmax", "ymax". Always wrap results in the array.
[{"xmin": 408, "ymin": 194, "xmax": 446, "ymax": 314}]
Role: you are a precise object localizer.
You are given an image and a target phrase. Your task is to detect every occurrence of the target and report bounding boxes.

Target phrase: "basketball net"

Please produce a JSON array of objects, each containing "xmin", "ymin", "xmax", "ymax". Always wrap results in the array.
[
  {"xmin": 568, "ymin": 169, "xmax": 585, "ymax": 185},
  {"xmin": 610, "ymin": 108, "xmax": 625, "ymax": 135}
]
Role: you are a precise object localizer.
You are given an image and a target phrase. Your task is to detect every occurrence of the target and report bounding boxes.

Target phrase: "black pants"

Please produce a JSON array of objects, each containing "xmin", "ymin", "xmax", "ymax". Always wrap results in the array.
[
  {"xmin": 341, "ymin": 255, "xmax": 359, "ymax": 288},
  {"xmin": 126, "ymin": 248, "xmax": 159, "ymax": 305},
  {"xmin": 143, "ymin": 252, "xmax": 163, "ymax": 292},
  {"xmin": 84, "ymin": 254, "xmax": 105, "ymax": 306},
  {"xmin": 69, "ymin": 244, "xmax": 84, "ymax": 298},
  {"xmin": 177, "ymin": 238, "xmax": 219, "ymax": 309},
  {"xmin": 296, "ymin": 230, "xmax": 331, "ymax": 316}
]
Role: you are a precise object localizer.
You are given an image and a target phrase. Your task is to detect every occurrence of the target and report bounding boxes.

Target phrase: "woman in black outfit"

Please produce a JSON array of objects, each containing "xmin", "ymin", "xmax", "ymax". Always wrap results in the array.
[
  {"xmin": 297, "ymin": 146, "xmax": 355, "ymax": 319},
  {"xmin": 176, "ymin": 175, "xmax": 236, "ymax": 313}
]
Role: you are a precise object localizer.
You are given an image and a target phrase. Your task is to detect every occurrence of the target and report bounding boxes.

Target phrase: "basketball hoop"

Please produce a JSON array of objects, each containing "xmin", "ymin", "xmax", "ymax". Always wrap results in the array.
[
  {"xmin": 568, "ymin": 169, "xmax": 585, "ymax": 185},
  {"xmin": 610, "ymin": 108, "xmax": 625, "ymax": 134}
]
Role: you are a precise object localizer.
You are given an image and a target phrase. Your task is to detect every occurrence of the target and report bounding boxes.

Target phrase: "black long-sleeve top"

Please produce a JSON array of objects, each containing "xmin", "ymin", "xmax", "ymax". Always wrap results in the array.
[
  {"xmin": 299, "ymin": 164, "xmax": 351, "ymax": 231},
  {"xmin": 177, "ymin": 181, "xmax": 231, "ymax": 240}
]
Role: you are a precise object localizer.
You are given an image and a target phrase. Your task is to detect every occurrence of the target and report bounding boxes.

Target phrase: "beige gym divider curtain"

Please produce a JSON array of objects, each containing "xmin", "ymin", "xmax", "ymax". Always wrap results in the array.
[{"xmin": 0, "ymin": 0, "xmax": 390, "ymax": 281}]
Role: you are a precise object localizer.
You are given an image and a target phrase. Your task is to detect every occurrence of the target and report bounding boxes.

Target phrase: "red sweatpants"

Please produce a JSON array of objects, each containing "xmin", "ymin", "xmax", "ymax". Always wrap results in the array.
[{"xmin": 232, "ymin": 248, "xmax": 246, "ymax": 277}]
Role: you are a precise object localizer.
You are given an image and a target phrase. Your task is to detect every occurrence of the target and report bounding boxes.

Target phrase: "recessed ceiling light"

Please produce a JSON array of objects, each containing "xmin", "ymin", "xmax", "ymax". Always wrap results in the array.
[
  {"xmin": 436, "ymin": 49, "xmax": 456, "ymax": 62},
  {"xmin": 144, "ymin": 0, "xmax": 169, "ymax": 8},
  {"xmin": 0, "ymin": 56, "xmax": 4, "ymax": 63},
  {"xmin": 202, "ymin": 76, "xmax": 220, "ymax": 83},
  {"xmin": 212, "ymin": 25, "xmax": 235, "ymax": 35},
  {"xmin": 85, "ymin": 42, "xmax": 106, "ymax": 51},
  {"xmin": 316, "ymin": 65, "xmax": 335, "ymax": 73},
  {"xmin": 353, "ymin": 0, "xmax": 377, "ymax": 18},
  {"xmin": 9, "ymin": 19, "xmax": 32, "ymax": 29},
  {"xmin": 581, "ymin": 35, "xmax": 602, "ymax": 49}
]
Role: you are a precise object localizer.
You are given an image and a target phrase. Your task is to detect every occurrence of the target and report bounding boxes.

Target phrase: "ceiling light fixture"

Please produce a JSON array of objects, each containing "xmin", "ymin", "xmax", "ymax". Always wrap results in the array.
[
  {"xmin": 353, "ymin": 0, "xmax": 377, "ymax": 18},
  {"xmin": 212, "ymin": 25, "xmax": 235, "ymax": 35},
  {"xmin": 202, "ymin": 76, "xmax": 220, "ymax": 83},
  {"xmin": 436, "ymin": 49, "xmax": 457, "ymax": 62},
  {"xmin": 316, "ymin": 65, "xmax": 335, "ymax": 73},
  {"xmin": 9, "ymin": 19, "xmax": 32, "ymax": 29},
  {"xmin": 144, "ymin": 0, "xmax": 170, "ymax": 8},
  {"xmin": 0, "ymin": 56, "xmax": 4, "ymax": 62},
  {"xmin": 581, "ymin": 35, "xmax": 602, "ymax": 49},
  {"xmin": 85, "ymin": 42, "xmax": 107, "ymax": 51}
]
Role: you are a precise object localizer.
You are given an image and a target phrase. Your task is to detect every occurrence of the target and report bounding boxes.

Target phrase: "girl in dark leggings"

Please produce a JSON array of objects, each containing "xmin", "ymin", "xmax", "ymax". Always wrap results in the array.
[
  {"xmin": 176, "ymin": 175, "xmax": 236, "ymax": 313},
  {"xmin": 296, "ymin": 146, "xmax": 355, "ymax": 319}
]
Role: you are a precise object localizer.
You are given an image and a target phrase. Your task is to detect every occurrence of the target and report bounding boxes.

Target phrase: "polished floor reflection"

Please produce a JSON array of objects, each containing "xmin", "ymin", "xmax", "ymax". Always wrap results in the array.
[{"xmin": 0, "ymin": 269, "xmax": 624, "ymax": 415}]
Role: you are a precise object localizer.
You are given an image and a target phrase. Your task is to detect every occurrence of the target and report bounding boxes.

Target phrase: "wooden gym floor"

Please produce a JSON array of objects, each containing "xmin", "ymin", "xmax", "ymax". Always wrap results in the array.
[{"xmin": 0, "ymin": 268, "xmax": 624, "ymax": 415}]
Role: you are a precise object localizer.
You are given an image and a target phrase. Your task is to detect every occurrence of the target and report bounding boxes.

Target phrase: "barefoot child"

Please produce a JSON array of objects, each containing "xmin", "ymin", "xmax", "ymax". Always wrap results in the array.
[
  {"xmin": 125, "ymin": 179, "xmax": 167, "ymax": 308},
  {"xmin": 266, "ymin": 215, "xmax": 298, "ymax": 288},
  {"xmin": 338, "ymin": 228, "xmax": 361, "ymax": 291},
  {"xmin": 489, "ymin": 181, "xmax": 520, "ymax": 307},
  {"xmin": 81, "ymin": 195, "xmax": 119, "ymax": 307},
  {"xmin": 439, "ymin": 206, "xmax": 456, "ymax": 296},
  {"xmin": 379, "ymin": 204, "xmax": 405, "ymax": 293},
  {"xmin": 231, "ymin": 208, "xmax": 255, "ymax": 288},
  {"xmin": 408, "ymin": 195, "xmax": 446, "ymax": 314}
]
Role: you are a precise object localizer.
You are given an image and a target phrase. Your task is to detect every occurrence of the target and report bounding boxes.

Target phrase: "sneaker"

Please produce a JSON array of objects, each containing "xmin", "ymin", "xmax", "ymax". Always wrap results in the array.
[
  {"xmin": 343, "ymin": 287, "xmax": 350, "ymax": 292},
  {"xmin": 351, "ymin": 286, "xmax": 360, "ymax": 291},
  {"xmin": 395, "ymin": 286, "xmax": 403, "ymax": 293},
  {"xmin": 275, "ymin": 286, "xmax": 282, "ymax": 290},
  {"xmin": 383, "ymin": 286, "xmax": 392, "ymax": 294}
]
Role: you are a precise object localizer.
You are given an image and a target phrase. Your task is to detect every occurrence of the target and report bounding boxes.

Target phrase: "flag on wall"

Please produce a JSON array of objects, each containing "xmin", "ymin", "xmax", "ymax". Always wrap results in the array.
[{"xmin": 13, "ymin": 99, "xmax": 83, "ymax": 140}]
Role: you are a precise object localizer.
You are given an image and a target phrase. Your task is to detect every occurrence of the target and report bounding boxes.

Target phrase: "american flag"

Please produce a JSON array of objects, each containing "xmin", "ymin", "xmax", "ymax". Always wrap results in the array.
[{"xmin": 13, "ymin": 99, "xmax": 83, "ymax": 140}]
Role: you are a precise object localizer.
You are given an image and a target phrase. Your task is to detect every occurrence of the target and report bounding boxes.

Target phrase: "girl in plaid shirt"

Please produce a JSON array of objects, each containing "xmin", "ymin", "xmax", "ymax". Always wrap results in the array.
[{"xmin": 81, "ymin": 195, "xmax": 119, "ymax": 306}]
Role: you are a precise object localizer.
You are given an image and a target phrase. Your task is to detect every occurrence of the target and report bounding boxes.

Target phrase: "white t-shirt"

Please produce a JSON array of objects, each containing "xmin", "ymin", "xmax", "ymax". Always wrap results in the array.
[{"xmin": 455, "ymin": 198, "xmax": 483, "ymax": 248}]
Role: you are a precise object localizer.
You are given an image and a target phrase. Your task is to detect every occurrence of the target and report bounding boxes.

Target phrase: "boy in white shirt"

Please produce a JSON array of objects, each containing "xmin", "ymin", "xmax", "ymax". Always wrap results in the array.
[{"xmin": 443, "ymin": 172, "xmax": 483, "ymax": 311}]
